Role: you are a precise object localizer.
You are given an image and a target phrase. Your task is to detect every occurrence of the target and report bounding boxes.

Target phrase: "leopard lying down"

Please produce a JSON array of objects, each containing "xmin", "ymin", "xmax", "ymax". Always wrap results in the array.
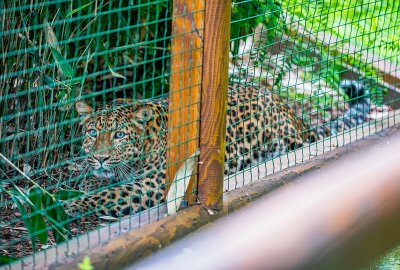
[{"xmin": 67, "ymin": 80, "xmax": 369, "ymax": 217}]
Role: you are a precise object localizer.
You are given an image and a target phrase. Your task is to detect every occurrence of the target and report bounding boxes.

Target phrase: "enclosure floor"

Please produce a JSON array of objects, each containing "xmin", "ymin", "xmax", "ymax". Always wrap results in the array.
[{"xmin": 5, "ymin": 110, "xmax": 400, "ymax": 270}]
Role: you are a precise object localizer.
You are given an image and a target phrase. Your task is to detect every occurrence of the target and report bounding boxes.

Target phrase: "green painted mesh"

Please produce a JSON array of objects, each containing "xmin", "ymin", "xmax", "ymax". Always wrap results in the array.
[
  {"xmin": 0, "ymin": 0, "xmax": 176, "ymax": 263},
  {"xmin": 225, "ymin": 0, "xmax": 400, "ymax": 188},
  {"xmin": 1, "ymin": 0, "xmax": 399, "ymax": 266}
]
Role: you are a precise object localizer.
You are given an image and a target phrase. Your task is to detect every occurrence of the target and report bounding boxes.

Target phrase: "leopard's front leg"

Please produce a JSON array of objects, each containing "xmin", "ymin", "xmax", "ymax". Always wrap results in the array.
[{"xmin": 65, "ymin": 182, "xmax": 165, "ymax": 218}]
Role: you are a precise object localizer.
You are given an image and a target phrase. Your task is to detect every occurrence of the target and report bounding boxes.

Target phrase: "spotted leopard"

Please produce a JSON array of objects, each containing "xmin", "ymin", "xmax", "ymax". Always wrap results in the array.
[{"xmin": 67, "ymin": 80, "xmax": 369, "ymax": 217}]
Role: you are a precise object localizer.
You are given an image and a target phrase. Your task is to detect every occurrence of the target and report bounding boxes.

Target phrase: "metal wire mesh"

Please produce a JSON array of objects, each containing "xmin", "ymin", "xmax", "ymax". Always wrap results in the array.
[
  {"xmin": 1, "ymin": 0, "xmax": 400, "ymax": 267},
  {"xmin": 225, "ymin": 0, "xmax": 400, "ymax": 190},
  {"xmin": 0, "ymin": 0, "xmax": 202, "ymax": 265}
]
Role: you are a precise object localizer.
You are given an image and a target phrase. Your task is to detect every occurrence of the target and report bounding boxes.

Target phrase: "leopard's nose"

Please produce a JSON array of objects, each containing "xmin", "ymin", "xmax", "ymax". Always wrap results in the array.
[{"xmin": 94, "ymin": 155, "xmax": 110, "ymax": 164}]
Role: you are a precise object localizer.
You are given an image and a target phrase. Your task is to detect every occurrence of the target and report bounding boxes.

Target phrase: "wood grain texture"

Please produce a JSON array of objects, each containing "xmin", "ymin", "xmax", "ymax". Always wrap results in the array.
[
  {"xmin": 167, "ymin": 0, "xmax": 204, "ymax": 203},
  {"xmin": 198, "ymin": 0, "xmax": 231, "ymax": 209}
]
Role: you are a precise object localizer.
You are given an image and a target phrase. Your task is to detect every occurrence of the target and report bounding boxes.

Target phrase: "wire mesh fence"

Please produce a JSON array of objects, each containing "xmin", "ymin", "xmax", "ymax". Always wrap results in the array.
[
  {"xmin": 1, "ymin": 0, "xmax": 399, "ymax": 267},
  {"xmin": 0, "ymin": 0, "xmax": 201, "ymax": 263},
  {"xmin": 225, "ymin": 0, "xmax": 400, "ymax": 189}
]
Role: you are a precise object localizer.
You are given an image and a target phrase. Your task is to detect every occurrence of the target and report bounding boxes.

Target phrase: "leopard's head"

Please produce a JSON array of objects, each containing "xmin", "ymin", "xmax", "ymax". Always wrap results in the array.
[{"xmin": 75, "ymin": 99, "xmax": 167, "ymax": 179}]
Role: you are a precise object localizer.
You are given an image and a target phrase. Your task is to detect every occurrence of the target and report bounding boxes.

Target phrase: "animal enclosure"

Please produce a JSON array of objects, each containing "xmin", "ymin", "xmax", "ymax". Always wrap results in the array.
[{"xmin": 1, "ymin": 0, "xmax": 400, "ymax": 268}]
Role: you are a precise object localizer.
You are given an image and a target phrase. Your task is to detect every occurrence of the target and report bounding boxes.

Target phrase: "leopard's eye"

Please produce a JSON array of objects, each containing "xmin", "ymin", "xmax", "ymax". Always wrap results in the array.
[
  {"xmin": 87, "ymin": 129, "xmax": 98, "ymax": 137},
  {"xmin": 114, "ymin": 131, "xmax": 126, "ymax": 139}
]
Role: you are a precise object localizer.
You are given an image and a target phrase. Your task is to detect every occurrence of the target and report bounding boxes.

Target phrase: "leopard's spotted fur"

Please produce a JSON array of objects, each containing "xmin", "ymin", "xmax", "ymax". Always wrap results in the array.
[
  {"xmin": 68, "ymin": 81, "xmax": 369, "ymax": 217},
  {"xmin": 69, "ymin": 98, "xmax": 169, "ymax": 217}
]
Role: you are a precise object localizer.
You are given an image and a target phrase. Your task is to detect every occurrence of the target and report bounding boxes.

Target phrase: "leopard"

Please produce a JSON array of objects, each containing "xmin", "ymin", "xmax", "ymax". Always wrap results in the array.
[{"xmin": 66, "ymin": 80, "xmax": 369, "ymax": 218}]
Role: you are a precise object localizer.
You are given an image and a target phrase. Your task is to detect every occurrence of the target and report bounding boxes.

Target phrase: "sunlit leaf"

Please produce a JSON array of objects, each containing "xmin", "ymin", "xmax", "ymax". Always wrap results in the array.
[
  {"xmin": 66, "ymin": 1, "xmax": 94, "ymax": 18},
  {"xmin": 44, "ymin": 19, "xmax": 58, "ymax": 48}
]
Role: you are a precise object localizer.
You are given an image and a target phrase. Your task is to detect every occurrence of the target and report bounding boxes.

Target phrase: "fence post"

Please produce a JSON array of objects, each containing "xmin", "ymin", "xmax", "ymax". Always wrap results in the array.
[
  {"xmin": 167, "ymin": 1, "xmax": 204, "ymax": 203},
  {"xmin": 198, "ymin": 0, "xmax": 231, "ymax": 210}
]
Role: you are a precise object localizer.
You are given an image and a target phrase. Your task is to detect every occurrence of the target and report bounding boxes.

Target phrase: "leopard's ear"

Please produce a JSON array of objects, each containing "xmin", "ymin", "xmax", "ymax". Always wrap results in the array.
[
  {"xmin": 76, "ymin": 101, "xmax": 93, "ymax": 115},
  {"xmin": 75, "ymin": 101, "xmax": 93, "ymax": 125}
]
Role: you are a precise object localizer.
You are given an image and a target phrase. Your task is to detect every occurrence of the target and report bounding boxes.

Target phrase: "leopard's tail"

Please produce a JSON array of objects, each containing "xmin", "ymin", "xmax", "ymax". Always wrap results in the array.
[{"xmin": 307, "ymin": 80, "xmax": 371, "ymax": 142}]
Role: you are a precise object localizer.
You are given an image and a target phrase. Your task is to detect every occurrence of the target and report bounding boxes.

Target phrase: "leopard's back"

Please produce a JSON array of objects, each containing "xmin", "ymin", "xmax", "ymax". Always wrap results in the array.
[{"xmin": 224, "ymin": 84, "xmax": 308, "ymax": 174}]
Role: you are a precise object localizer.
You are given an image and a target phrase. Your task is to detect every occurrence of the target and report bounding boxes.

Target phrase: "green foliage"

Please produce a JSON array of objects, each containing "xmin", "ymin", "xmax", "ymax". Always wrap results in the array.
[
  {"xmin": 29, "ymin": 187, "xmax": 49, "ymax": 245},
  {"xmin": 278, "ymin": 0, "xmax": 391, "ymax": 106},
  {"xmin": 288, "ymin": 40, "xmax": 345, "ymax": 88},
  {"xmin": 50, "ymin": 48, "xmax": 74, "ymax": 78},
  {"xmin": 2, "ymin": 0, "xmax": 171, "ymax": 102},
  {"xmin": 0, "ymin": 255, "xmax": 17, "ymax": 266},
  {"xmin": 281, "ymin": 0, "xmax": 400, "ymax": 65},
  {"xmin": 231, "ymin": 0, "xmax": 284, "ymax": 57},
  {"xmin": 343, "ymin": 52, "xmax": 387, "ymax": 105},
  {"xmin": 4, "ymin": 185, "xmax": 76, "ymax": 250},
  {"xmin": 66, "ymin": 1, "xmax": 95, "ymax": 18}
]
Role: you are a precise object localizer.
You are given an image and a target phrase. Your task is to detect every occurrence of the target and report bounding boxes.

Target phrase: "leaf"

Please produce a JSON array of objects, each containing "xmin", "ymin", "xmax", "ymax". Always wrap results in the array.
[
  {"xmin": 7, "ymin": 185, "xmax": 71, "ymax": 246},
  {"xmin": 41, "ymin": 192, "xmax": 70, "ymax": 243},
  {"xmin": 7, "ymin": 186, "xmax": 32, "ymax": 206},
  {"xmin": 66, "ymin": 1, "xmax": 94, "ymax": 18},
  {"xmin": 23, "ymin": 163, "xmax": 32, "ymax": 176},
  {"xmin": 55, "ymin": 189, "xmax": 86, "ymax": 201},
  {"xmin": 44, "ymin": 19, "xmax": 58, "ymax": 48},
  {"xmin": 8, "ymin": 189, "xmax": 37, "ymax": 251},
  {"xmin": 78, "ymin": 256, "xmax": 94, "ymax": 270},
  {"xmin": 167, "ymin": 149, "xmax": 199, "ymax": 215},
  {"xmin": 50, "ymin": 47, "xmax": 74, "ymax": 77},
  {"xmin": 0, "ymin": 255, "xmax": 18, "ymax": 266},
  {"xmin": 108, "ymin": 65, "xmax": 126, "ymax": 80},
  {"xmin": 29, "ymin": 187, "xmax": 48, "ymax": 245},
  {"xmin": 43, "ymin": 75, "xmax": 56, "ymax": 89}
]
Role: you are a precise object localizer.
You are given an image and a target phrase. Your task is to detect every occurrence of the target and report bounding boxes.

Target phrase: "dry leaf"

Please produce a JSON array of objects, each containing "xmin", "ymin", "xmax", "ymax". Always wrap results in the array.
[{"xmin": 167, "ymin": 149, "xmax": 200, "ymax": 215}]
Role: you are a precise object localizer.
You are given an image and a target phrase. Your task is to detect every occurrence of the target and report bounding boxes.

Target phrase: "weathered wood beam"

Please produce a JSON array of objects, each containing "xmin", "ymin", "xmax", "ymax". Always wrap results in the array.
[
  {"xmin": 198, "ymin": 0, "xmax": 231, "ymax": 210},
  {"xmin": 167, "ymin": 0, "xmax": 204, "ymax": 203}
]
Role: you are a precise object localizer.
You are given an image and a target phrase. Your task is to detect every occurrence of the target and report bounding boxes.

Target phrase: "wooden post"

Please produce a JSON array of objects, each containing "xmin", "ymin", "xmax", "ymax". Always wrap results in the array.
[
  {"xmin": 167, "ymin": 1, "xmax": 204, "ymax": 202},
  {"xmin": 198, "ymin": 0, "xmax": 231, "ymax": 210}
]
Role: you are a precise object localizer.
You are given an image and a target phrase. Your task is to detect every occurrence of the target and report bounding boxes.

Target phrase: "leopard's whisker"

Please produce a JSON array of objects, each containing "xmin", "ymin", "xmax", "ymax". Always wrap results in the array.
[{"xmin": 115, "ymin": 165, "xmax": 129, "ymax": 181}]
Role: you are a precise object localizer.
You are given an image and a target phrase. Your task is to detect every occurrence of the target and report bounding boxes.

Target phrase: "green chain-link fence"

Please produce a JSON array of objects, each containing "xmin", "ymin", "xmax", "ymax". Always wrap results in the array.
[
  {"xmin": 225, "ymin": 0, "xmax": 400, "ymax": 189},
  {"xmin": 1, "ymin": 0, "xmax": 399, "ymax": 267},
  {"xmin": 1, "ymin": 0, "xmax": 177, "ymax": 263}
]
